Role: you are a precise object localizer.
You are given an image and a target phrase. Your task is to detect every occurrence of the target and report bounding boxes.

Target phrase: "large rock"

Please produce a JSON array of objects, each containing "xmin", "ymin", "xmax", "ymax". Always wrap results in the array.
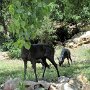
[
  {"xmin": 1, "ymin": 78, "xmax": 21, "ymax": 90},
  {"xmin": 66, "ymin": 31, "xmax": 90, "ymax": 48},
  {"xmin": 1, "ymin": 75, "xmax": 90, "ymax": 90}
]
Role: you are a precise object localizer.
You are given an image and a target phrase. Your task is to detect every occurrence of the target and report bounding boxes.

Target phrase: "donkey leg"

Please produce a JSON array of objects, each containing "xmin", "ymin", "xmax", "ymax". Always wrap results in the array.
[
  {"xmin": 42, "ymin": 66, "xmax": 46, "ymax": 79},
  {"xmin": 32, "ymin": 60, "xmax": 38, "ymax": 82},
  {"xmin": 24, "ymin": 60, "xmax": 27, "ymax": 80},
  {"xmin": 69, "ymin": 56, "xmax": 72, "ymax": 64},
  {"xmin": 67, "ymin": 59, "xmax": 70, "ymax": 66},
  {"xmin": 48, "ymin": 57, "xmax": 60, "ymax": 77},
  {"xmin": 42, "ymin": 58, "xmax": 47, "ymax": 78}
]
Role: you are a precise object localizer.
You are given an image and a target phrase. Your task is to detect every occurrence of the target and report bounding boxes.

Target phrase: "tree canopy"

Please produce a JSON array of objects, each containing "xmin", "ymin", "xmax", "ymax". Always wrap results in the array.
[
  {"xmin": 7, "ymin": 0, "xmax": 56, "ymax": 49},
  {"xmin": 52, "ymin": 0, "xmax": 90, "ymax": 23},
  {"xmin": 1, "ymin": 0, "xmax": 90, "ymax": 49}
]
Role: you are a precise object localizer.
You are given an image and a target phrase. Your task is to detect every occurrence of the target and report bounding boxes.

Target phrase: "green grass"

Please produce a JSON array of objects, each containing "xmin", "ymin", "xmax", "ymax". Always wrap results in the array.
[
  {"xmin": 0, "ymin": 45, "xmax": 90, "ymax": 84},
  {"xmin": 0, "ymin": 59, "xmax": 90, "ymax": 84}
]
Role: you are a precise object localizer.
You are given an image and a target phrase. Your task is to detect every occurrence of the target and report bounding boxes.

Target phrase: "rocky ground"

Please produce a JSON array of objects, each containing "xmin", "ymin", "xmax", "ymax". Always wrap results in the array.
[
  {"xmin": 0, "ymin": 75, "xmax": 90, "ymax": 90},
  {"xmin": 66, "ymin": 31, "xmax": 90, "ymax": 48}
]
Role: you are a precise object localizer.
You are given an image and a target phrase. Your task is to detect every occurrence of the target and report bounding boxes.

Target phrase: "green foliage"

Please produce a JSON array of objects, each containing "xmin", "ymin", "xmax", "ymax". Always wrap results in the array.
[
  {"xmin": 0, "ymin": 26, "xmax": 21, "ymax": 58},
  {"xmin": 2, "ymin": 39, "xmax": 13, "ymax": 51},
  {"xmin": 52, "ymin": 0, "xmax": 90, "ymax": 23},
  {"xmin": 80, "ymin": 7, "xmax": 90, "ymax": 22},
  {"xmin": 2, "ymin": 39, "xmax": 21, "ymax": 59},
  {"xmin": 1, "ymin": 0, "xmax": 56, "ymax": 58},
  {"xmin": 36, "ymin": 16, "xmax": 56, "ymax": 43},
  {"xmin": 8, "ymin": 46, "xmax": 21, "ymax": 59},
  {"xmin": 7, "ymin": 0, "xmax": 56, "ymax": 48},
  {"xmin": 51, "ymin": 4, "xmax": 64, "ymax": 21}
]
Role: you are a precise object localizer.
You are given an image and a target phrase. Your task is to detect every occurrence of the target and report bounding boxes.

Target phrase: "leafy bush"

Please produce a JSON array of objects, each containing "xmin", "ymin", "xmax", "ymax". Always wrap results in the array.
[
  {"xmin": 36, "ymin": 16, "xmax": 57, "ymax": 44},
  {"xmin": 2, "ymin": 39, "xmax": 21, "ymax": 59},
  {"xmin": 2, "ymin": 39, "xmax": 13, "ymax": 51},
  {"xmin": 8, "ymin": 46, "xmax": 21, "ymax": 59},
  {"xmin": 0, "ymin": 28, "xmax": 5, "ymax": 45}
]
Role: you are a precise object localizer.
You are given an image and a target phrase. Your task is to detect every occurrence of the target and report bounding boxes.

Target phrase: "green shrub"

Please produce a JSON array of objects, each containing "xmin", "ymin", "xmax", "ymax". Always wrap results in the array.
[
  {"xmin": 8, "ymin": 46, "xmax": 21, "ymax": 59},
  {"xmin": 2, "ymin": 40, "xmax": 13, "ymax": 51},
  {"xmin": 2, "ymin": 39, "xmax": 21, "ymax": 59},
  {"xmin": 36, "ymin": 16, "xmax": 57, "ymax": 44}
]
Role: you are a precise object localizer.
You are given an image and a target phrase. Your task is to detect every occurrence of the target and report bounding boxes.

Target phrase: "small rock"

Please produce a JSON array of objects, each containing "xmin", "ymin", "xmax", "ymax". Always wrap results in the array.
[
  {"xmin": 34, "ymin": 84, "xmax": 45, "ymax": 90},
  {"xmin": 48, "ymin": 85, "xmax": 57, "ymax": 90},
  {"xmin": 58, "ymin": 76, "xmax": 70, "ymax": 83},
  {"xmin": 64, "ymin": 83, "xmax": 74, "ymax": 90},
  {"xmin": 3, "ymin": 78, "xmax": 21, "ymax": 90}
]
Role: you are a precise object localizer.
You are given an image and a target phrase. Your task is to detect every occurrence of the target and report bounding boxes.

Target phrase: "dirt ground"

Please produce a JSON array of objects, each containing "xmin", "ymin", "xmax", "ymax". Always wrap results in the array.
[{"xmin": 0, "ymin": 51, "xmax": 9, "ymax": 60}]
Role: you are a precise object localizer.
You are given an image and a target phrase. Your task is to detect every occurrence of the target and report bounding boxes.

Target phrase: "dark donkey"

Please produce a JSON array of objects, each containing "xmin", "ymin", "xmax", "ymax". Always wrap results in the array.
[
  {"xmin": 58, "ymin": 48, "xmax": 72, "ymax": 66},
  {"xmin": 21, "ymin": 44, "xmax": 60, "ymax": 82}
]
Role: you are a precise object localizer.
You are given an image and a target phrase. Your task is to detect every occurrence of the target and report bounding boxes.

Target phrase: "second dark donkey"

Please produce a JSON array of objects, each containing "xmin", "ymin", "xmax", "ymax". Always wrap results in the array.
[{"xmin": 58, "ymin": 48, "xmax": 72, "ymax": 66}]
